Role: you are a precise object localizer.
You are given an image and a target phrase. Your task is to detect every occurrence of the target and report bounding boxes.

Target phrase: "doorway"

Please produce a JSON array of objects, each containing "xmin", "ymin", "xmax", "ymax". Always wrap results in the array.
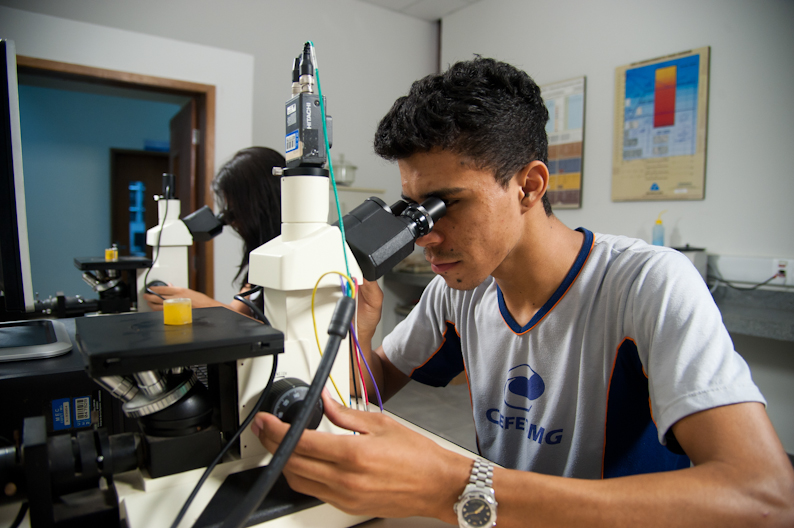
[
  {"xmin": 17, "ymin": 56, "xmax": 216, "ymax": 297},
  {"xmin": 110, "ymin": 150, "xmax": 169, "ymax": 258}
]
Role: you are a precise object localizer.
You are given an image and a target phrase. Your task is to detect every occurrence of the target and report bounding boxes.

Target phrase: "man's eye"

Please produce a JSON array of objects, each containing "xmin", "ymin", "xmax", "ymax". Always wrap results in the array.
[{"xmin": 443, "ymin": 200, "xmax": 457, "ymax": 208}]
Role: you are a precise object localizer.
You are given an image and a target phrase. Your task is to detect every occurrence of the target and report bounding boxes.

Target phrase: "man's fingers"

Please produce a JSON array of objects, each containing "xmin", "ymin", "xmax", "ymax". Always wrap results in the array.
[
  {"xmin": 280, "ymin": 463, "xmax": 370, "ymax": 516},
  {"xmin": 250, "ymin": 394, "xmax": 455, "ymax": 520},
  {"xmin": 252, "ymin": 412, "xmax": 288, "ymax": 444},
  {"xmin": 358, "ymin": 280, "xmax": 384, "ymax": 312},
  {"xmin": 359, "ymin": 279, "xmax": 383, "ymax": 299},
  {"xmin": 253, "ymin": 406, "xmax": 366, "ymax": 463},
  {"xmin": 320, "ymin": 391, "xmax": 386, "ymax": 435},
  {"xmin": 280, "ymin": 470, "xmax": 336, "ymax": 503},
  {"xmin": 250, "ymin": 414, "xmax": 354, "ymax": 507}
]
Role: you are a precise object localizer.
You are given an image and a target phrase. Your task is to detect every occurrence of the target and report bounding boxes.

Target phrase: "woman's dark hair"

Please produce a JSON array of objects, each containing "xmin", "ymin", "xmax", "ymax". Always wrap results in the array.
[
  {"xmin": 212, "ymin": 147, "xmax": 285, "ymax": 286},
  {"xmin": 374, "ymin": 57, "xmax": 552, "ymax": 215}
]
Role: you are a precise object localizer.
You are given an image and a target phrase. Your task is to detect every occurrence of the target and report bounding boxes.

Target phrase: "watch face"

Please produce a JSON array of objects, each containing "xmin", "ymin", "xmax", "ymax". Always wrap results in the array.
[{"xmin": 461, "ymin": 497, "xmax": 493, "ymax": 527}]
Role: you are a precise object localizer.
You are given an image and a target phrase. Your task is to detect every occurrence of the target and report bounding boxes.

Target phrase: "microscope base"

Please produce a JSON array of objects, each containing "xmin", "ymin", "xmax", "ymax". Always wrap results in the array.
[
  {"xmin": 194, "ymin": 468, "xmax": 321, "ymax": 527},
  {"xmin": 145, "ymin": 427, "xmax": 222, "ymax": 479},
  {"xmin": 117, "ymin": 451, "xmax": 372, "ymax": 528}
]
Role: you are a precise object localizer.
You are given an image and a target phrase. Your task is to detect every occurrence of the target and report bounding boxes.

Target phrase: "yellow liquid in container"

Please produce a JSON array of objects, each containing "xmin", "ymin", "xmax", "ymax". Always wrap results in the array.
[{"xmin": 163, "ymin": 298, "xmax": 193, "ymax": 325}]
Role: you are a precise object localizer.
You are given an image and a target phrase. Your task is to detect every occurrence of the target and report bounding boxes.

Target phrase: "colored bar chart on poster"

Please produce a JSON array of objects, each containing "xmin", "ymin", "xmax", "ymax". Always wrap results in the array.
[
  {"xmin": 542, "ymin": 76, "xmax": 585, "ymax": 209},
  {"xmin": 653, "ymin": 66, "xmax": 677, "ymax": 127},
  {"xmin": 612, "ymin": 47, "xmax": 709, "ymax": 201}
]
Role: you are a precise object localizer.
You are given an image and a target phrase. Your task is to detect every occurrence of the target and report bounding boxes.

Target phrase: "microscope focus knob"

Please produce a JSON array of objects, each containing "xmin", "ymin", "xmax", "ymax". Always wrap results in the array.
[{"xmin": 263, "ymin": 378, "xmax": 324, "ymax": 429}]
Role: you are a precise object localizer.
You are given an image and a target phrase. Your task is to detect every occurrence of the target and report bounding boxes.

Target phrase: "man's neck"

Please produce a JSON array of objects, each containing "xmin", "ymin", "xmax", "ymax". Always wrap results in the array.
[{"xmin": 492, "ymin": 215, "xmax": 584, "ymax": 328}]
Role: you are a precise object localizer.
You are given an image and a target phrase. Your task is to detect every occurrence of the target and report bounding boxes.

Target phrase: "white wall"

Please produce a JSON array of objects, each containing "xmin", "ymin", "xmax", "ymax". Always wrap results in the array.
[
  {"xmin": 0, "ymin": 0, "xmax": 438, "ymax": 302},
  {"xmin": 0, "ymin": 5, "xmax": 255, "ymax": 303},
  {"xmin": 442, "ymin": 0, "xmax": 794, "ymax": 259},
  {"xmin": 732, "ymin": 334, "xmax": 794, "ymax": 453},
  {"xmin": 441, "ymin": 0, "xmax": 794, "ymax": 452}
]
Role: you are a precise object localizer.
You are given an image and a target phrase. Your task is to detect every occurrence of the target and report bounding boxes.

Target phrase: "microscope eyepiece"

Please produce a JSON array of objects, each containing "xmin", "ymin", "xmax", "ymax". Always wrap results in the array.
[
  {"xmin": 336, "ymin": 195, "xmax": 446, "ymax": 280},
  {"xmin": 161, "ymin": 173, "xmax": 176, "ymax": 199},
  {"xmin": 401, "ymin": 197, "xmax": 445, "ymax": 238}
]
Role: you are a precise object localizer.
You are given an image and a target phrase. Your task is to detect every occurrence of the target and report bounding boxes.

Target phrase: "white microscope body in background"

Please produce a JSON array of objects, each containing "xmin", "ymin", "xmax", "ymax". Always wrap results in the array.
[
  {"xmin": 135, "ymin": 197, "xmax": 192, "ymax": 312},
  {"xmin": 240, "ymin": 173, "xmax": 363, "ymax": 461}
]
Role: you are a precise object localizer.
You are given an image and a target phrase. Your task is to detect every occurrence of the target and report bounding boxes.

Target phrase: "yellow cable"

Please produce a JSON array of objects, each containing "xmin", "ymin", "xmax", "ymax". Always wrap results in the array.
[{"xmin": 311, "ymin": 271, "xmax": 356, "ymax": 407}]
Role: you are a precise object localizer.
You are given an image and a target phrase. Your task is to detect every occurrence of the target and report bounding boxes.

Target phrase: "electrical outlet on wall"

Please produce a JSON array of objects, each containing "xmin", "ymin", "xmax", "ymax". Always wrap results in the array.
[
  {"xmin": 772, "ymin": 259, "xmax": 794, "ymax": 286},
  {"xmin": 709, "ymin": 255, "xmax": 794, "ymax": 288}
]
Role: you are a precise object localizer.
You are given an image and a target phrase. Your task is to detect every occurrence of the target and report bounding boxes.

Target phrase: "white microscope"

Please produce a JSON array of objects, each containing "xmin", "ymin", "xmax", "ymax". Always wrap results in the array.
[
  {"xmin": 136, "ymin": 173, "xmax": 225, "ymax": 312},
  {"xmin": 222, "ymin": 42, "xmax": 446, "ymax": 527},
  {"xmin": 1, "ymin": 42, "xmax": 445, "ymax": 528}
]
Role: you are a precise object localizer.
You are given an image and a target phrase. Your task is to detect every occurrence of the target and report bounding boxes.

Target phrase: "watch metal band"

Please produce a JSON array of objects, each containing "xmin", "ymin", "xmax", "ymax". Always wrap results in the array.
[
  {"xmin": 469, "ymin": 458, "xmax": 494, "ymax": 489},
  {"xmin": 455, "ymin": 457, "xmax": 497, "ymax": 528}
]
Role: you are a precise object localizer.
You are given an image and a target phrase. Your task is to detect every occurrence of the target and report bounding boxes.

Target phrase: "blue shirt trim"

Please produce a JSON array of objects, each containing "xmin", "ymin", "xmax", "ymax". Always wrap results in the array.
[
  {"xmin": 603, "ymin": 339, "xmax": 691, "ymax": 477},
  {"xmin": 410, "ymin": 321, "xmax": 465, "ymax": 387},
  {"xmin": 497, "ymin": 228, "xmax": 594, "ymax": 334}
]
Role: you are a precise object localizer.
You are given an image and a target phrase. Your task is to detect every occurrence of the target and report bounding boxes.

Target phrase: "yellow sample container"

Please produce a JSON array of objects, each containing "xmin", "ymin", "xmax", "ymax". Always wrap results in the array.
[
  {"xmin": 104, "ymin": 245, "xmax": 118, "ymax": 261},
  {"xmin": 163, "ymin": 298, "xmax": 193, "ymax": 325}
]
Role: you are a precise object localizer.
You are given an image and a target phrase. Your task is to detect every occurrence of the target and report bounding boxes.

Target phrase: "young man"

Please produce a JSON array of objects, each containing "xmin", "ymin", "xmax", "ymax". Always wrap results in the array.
[{"xmin": 252, "ymin": 58, "xmax": 794, "ymax": 527}]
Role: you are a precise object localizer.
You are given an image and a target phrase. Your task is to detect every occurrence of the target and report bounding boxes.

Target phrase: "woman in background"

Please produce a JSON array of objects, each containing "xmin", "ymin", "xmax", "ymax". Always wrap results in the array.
[{"xmin": 143, "ymin": 146, "xmax": 284, "ymax": 316}]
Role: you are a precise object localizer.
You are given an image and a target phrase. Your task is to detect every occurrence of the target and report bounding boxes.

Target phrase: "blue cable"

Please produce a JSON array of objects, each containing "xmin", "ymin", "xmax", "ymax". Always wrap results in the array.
[{"xmin": 308, "ymin": 41, "xmax": 352, "ymax": 284}]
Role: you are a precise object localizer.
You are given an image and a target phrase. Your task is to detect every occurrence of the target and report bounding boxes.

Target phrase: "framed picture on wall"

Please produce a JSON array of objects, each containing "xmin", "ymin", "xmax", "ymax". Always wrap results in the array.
[
  {"xmin": 541, "ymin": 76, "xmax": 586, "ymax": 209},
  {"xmin": 612, "ymin": 47, "xmax": 710, "ymax": 201}
]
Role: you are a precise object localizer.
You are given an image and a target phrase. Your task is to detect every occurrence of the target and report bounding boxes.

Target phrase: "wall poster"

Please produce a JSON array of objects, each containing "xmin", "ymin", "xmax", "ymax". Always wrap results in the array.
[
  {"xmin": 541, "ymin": 76, "xmax": 585, "ymax": 209},
  {"xmin": 612, "ymin": 47, "xmax": 710, "ymax": 201}
]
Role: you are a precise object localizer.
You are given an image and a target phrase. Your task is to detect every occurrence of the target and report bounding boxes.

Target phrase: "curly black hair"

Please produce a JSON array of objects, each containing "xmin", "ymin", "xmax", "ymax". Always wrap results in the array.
[{"xmin": 374, "ymin": 57, "xmax": 552, "ymax": 215}]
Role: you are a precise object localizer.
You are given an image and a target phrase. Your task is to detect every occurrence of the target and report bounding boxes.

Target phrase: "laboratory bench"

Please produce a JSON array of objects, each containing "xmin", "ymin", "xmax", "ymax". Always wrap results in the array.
[
  {"xmin": 711, "ymin": 285, "xmax": 794, "ymax": 343},
  {"xmin": 384, "ymin": 270, "xmax": 794, "ymax": 344}
]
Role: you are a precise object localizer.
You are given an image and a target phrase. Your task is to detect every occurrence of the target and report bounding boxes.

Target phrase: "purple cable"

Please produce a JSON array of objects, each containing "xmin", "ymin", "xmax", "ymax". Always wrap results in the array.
[
  {"xmin": 338, "ymin": 275, "xmax": 351, "ymax": 297},
  {"xmin": 349, "ymin": 323, "xmax": 383, "ymax": 411}
]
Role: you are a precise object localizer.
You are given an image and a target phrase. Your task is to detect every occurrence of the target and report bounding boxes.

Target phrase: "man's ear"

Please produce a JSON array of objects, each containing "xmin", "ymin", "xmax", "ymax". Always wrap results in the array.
[{"xmin": 516, "ymin": 161, "xmax": 549, "ymax": 211}]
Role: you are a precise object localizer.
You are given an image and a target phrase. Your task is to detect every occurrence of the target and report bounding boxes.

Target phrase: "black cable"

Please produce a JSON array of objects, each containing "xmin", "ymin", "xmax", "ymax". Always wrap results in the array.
[
  {"xmin": 220, "ymin": 296, "xmax": 356, "ymax": 528},
  {"xmin": 238, "ymin": 285, "xmax": 262, "ymax": 298},
  {"xmin": 233, "ymin": 294, "xmax": 268, "ymax": 324},
  {"xmin": 9, "ymin": 501, "xmax": 28, "ymax": 528},
  {"xmin": 709, "ymin": 274, "xmax": 780, "ymax": 291},
  {"xmin": 142, "ymin": 188, "xmax": 170, "ymax": 300},
  {"xmin": 707, "ymin": 263, "xmax": 783, "ymax": 291},
  {"xmin": 169, "ymin": 353, "xmax": 279, "ymax": 528},
  {"xmin": 349, "ymin": 335, "xmax": 359, "ymax": 408},
  {"xmin": 233, "ymin": 285, "xmax": 270, "ymax": 325}
]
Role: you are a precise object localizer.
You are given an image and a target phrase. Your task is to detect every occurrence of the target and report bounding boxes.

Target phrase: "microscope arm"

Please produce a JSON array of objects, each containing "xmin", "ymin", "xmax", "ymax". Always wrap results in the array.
[{"xmin": 220, "ymin": 296, "xmax": 355, "ymax": 528}]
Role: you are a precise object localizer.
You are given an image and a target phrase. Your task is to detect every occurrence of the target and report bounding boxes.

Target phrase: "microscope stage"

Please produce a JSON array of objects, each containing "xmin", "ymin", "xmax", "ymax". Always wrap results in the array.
[{"xmin": 76, "ymin": 307, "xmax": 283, "ymax": 376}]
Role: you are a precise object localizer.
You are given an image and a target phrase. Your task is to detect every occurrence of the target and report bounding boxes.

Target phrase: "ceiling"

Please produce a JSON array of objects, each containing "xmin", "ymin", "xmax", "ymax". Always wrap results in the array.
[{"xmin": 356, "ymin": 0, "xmax": 481, "ymax": 21}]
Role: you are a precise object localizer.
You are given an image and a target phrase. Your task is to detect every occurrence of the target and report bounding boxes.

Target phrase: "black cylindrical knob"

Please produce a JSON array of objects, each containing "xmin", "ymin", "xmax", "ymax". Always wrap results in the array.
[{"xmin": 263, "ymin": 378, "xmax": 324, "ymax": 429}]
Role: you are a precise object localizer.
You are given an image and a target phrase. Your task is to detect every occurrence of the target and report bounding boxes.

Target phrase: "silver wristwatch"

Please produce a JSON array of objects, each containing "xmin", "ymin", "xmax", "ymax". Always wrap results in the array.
[{"xmin": 454, "ymin": 458, "xmax": 497, "ymax": 527}]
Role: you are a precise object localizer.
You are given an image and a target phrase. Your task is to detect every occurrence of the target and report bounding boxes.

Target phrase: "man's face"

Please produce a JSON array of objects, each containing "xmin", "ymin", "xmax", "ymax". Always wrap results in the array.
[{"xmin": 398, "ymin": 149, "xmax": 524, "ymax": 290}]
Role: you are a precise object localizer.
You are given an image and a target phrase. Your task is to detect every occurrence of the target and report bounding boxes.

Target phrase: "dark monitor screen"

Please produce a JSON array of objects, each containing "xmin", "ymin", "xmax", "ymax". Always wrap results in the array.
[{"xmin": 0, "ymin": 39, "xmax": 35, "ymax": 316}]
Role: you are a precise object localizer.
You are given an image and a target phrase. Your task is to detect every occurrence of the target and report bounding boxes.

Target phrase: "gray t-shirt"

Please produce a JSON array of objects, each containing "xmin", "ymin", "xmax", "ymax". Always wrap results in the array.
[{"xmin": 383, "ymin": 229, "xmax": 765, "ymax": 479}]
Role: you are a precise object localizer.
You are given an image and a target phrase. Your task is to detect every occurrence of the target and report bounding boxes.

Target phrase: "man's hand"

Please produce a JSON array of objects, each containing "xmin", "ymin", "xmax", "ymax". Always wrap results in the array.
[
  {"xmin": 143, "ymin": 285, "xmax": 222, "ymax": 311},
  {"xmin": 356, "ymin": 279, "xmax": 383, "ymax": 344},
  {"xmin": 251, "ymin": 391, "xmax": 470, "ymax": 522},
  {"xmin": 350, "ymin": 280, "xmax": 410, "ymax": 403}
]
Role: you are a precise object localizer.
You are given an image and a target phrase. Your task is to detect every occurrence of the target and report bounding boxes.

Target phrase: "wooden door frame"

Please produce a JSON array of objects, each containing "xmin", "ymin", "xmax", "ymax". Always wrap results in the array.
[{"xmin": 17, "ymin": 56, "xmax": 216, "ymax": 298}]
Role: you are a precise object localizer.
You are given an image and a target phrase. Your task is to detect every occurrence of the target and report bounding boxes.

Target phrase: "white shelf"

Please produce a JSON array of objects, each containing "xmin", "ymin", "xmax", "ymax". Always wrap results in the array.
[{"xmin": 335, "ymin": 186, "xmax": 385, "ymax": 194}]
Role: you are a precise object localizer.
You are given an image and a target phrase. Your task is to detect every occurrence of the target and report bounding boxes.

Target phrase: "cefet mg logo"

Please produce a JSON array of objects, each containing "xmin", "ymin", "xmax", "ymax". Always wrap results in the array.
[
  {"xmin": 487, "ymin": 363, "xmax": 563, "ymax": 445},
  {"xmin": 503, "ymin": 363, "xmax": 545, "ymax": 412}
]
